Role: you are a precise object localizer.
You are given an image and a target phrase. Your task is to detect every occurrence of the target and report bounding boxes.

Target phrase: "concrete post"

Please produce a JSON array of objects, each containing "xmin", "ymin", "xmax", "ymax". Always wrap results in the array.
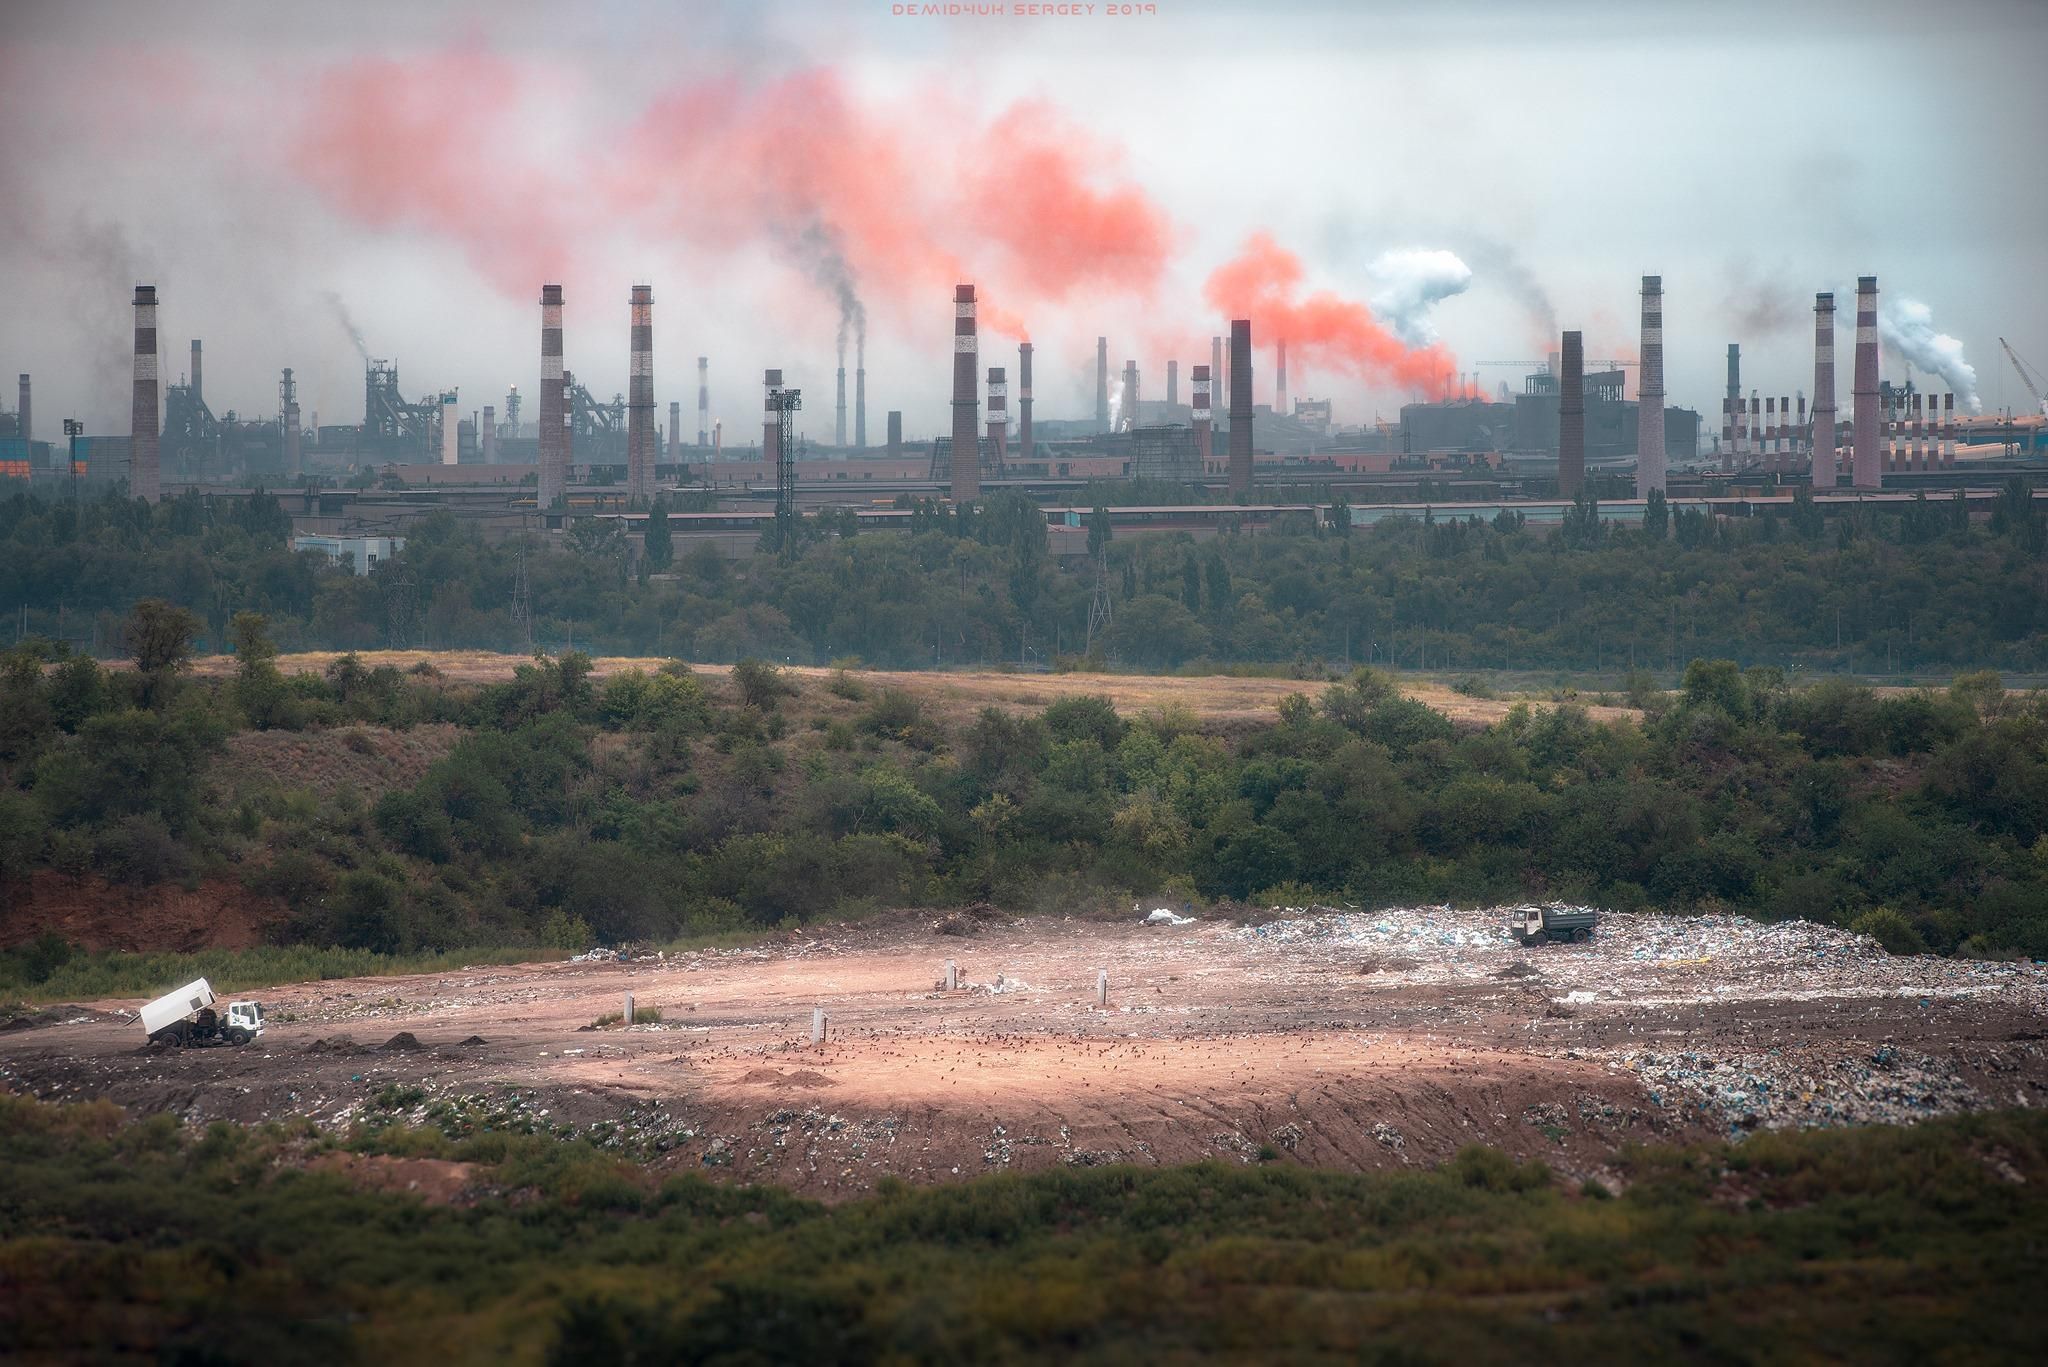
[
  {"xmin": 1096, "ymin": 969, "xmax": 1108, "ymax": 1008},
  {"xmin": 946, "ymin": 959, "xmax": 958, "ymax": 991},
  {"xmin": 622, "ymin": 992, "xmax": 634, "ymax": 1026},
  {"xmin": 811, "ymin": 1007, "xmax": 826, "ymax": 1046}
]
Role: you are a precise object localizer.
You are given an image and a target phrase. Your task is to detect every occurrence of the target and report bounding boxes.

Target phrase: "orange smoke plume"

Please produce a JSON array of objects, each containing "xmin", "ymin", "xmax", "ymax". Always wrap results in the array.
[{"xmin": 1204, "ymin": 233, "xmax": 1458, "ymax": 400}]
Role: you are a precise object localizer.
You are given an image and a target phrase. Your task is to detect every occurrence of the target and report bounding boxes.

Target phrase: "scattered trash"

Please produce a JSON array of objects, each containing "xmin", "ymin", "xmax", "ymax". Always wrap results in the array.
[
  {"xmin": 1143, "ymin": 909, "xmax": 1197, "ymax": 927},
  {"xmin": 568, "ymin": 948, "xmax": 619, "ymax": 964}
]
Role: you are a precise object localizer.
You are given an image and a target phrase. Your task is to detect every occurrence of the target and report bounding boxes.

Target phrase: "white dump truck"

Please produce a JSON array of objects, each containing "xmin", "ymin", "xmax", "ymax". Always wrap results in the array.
[{"xmin": 141, "ymin": 978, "xmax": 265, "ymax": 1047}]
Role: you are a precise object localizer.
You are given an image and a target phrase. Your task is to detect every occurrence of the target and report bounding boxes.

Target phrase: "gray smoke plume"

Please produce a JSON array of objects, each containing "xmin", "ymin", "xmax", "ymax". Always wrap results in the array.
[
  {"xmin": 779, "ymin": 219, "xmax": 866, "ymax": 367},
  {"xmin": 1457, "ymin": 236, "xmax": 1556, "ymax": 341},
  {"xmin": 1880, "ymin": 297, "xmax": 1982, "ymax": 414},
  {"xmin": 323, "ymin": 291, "xmax": 369, "ymax": 360},
  {"xmin": 1723, "ymin": 260, "xmax": 1803, "ymax": 337}
]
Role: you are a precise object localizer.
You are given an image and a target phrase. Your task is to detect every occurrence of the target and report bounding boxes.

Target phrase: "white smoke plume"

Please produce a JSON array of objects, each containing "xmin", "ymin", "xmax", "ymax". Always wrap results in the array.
[
  {"xmin": 1879, "ymin": 297, "xmax": 1982, "ymax": 415},
  {"xmin": 1366, "ymin": 249, "xmax": 1474, "ymax": 347},
  {"xmin": 1107, "ymin": 378, "xmax": 1125, "ymax": 431}
]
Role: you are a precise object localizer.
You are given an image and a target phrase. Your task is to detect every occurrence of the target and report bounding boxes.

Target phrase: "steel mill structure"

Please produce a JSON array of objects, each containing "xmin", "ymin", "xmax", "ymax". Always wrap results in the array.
[
  {"xmin": 280, "ymin": 369, "xmax": 301, "ymax": 480},
  {"xmin": 1227, "ymin": 319, "xmax": 1253, "ymax": 497},
  {"xmin": 538, "ymin": 284, "xmax": 566, "ymax": 509},
  {"xmin": 1557, "ymin": 330, "xmax": 1585, "ymax": 498},
  {"xmin": 1637, "ymin": 276, "xmax": 1666, "ymax": 496},
  {"xmin": 950, "ymin": 284, "xmax": 979, "ymax": 502},
  {"xmin": 626, "ymin": 284, "xmax": 655, "ymax": 500}
]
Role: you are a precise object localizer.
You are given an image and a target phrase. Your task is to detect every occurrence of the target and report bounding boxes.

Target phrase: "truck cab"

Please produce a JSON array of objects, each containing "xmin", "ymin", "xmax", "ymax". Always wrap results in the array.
[{"xmin": 1513, "ymin": 905, "xmax": 1597, "ymax": 947}]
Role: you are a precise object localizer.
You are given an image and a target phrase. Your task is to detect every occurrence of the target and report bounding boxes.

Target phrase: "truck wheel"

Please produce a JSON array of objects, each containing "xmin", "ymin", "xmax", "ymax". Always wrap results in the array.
[
  {"xmin": 229, "ymin": 1028, "xmax": 250, "ymax": 1046},
  {"xmin": 1575, "ymin": 928, "xmax": 1591, "ymax": 943}
]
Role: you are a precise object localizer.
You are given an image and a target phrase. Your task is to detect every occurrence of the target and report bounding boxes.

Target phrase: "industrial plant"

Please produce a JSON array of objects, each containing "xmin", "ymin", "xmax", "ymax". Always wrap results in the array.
[{"xmin": 3, "ymin": 266, "xmax": 2044, "ymax": 576}]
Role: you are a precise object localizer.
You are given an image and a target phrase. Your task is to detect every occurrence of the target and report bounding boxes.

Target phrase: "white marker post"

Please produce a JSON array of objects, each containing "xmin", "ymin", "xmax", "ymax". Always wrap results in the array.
[
  {"xmin": 811, "ymin": 1007, "xmax": 826, "ymax": 1046},
  {"xmin": 946, "ymin": 959, "xmax": 959, "ymax": 991},
  {"xmin": 1096, "ymin": 969, "xmax": 1109, "ymax": 1008},
  {"xmin": 622, "ymin": 992, "xmax": 635, "ymax": 1027}
]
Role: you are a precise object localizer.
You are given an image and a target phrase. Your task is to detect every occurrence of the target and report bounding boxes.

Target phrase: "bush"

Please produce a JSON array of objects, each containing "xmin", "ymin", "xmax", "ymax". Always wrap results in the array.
[
  {"xmin": 731, "ymin": 658, "xmax": 795, "ymax": 711},
  {"xmin": 92, "ymin": 814, "xmax": 189, "ymax": 886},
  {"xmin": 1852, "ymin": 906, "xmax": 1927, "ymax": 956}
]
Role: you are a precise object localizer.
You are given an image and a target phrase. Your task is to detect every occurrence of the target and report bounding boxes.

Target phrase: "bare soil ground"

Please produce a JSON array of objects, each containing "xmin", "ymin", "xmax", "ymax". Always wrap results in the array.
[
  {"xmin": 0, "ymin": 872, "xmax": 286, "ymax": 952},
  {"xmin": 183, "ymin": 652, "xmax": 1638, "ymax": 728},
  {"xmin": 5, "ymin": 906, "xmax": 2041, "ymax": 1199},
  {"xmin": 216, "ymin": 722, "xmax": 463, "ymax": 799}
]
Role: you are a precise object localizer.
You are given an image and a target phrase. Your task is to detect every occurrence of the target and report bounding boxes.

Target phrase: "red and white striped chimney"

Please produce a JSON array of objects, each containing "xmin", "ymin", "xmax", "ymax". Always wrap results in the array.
[
  {"xmin": 1811, "ymin": 292, "xmax": 1836, "ymax": 488},
  {"xmin": 539, "ymin": 284, "xmax": 566, "ymax": 509},
  {"xmin": 950, "ymin": 285, "xmax": 979, "ymax": 502},
  {"xmin": 1851, "ymin": 276, "xmax": 1880, "ymax": 487},
  {"xmin": 1192, "ymin": 363, "xmax": 1213, "ymax": 466},
  {"xmin": 1637, "ymin": 275, "xmax": 1666, "ymax": 496},
  {"xmin": 763, "ymin": 368, "xmax": 783, "ymax": 470},
  {"xmin": 131, "ymin": 285, "xmax": 160, "ymax": 501},
  {"xmin": 627, "ymin": 284, "xmax": 655, "ymax": 500},
  {"xmin": 986, "ymin": 366, "xmax": 1007, "ymax": 475}
]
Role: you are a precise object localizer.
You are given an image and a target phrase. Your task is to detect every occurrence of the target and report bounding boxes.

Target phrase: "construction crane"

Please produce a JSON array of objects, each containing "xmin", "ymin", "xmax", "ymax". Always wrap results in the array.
[{"xmin": 1999, "ymin": 338, "xmax": 2048, "ymax": 416}]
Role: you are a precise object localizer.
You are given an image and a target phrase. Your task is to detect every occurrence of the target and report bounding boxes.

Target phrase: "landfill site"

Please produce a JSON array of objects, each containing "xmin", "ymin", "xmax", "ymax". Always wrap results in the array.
[{"xmin": 4, "ymin": 904, "xmax": 2045, "ymax": 1199}]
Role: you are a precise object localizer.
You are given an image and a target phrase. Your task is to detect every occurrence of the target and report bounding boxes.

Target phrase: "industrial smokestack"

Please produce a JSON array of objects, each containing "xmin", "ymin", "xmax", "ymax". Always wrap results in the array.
[
  {"xmin": 950, "ymin": 284, "xmax": 979, "ymax": 502},
  {"xmin": 855, "ymin": 337, "xmax": 867, "ymax": 449},
  {"xmin": 669, "ymin": 401, "xmax": 680, "ymax": 459},
  {"xmin": 627, "ymin": 284, "xmax": 655, "ymax": 500},
  {"xmin": 482, "ymin": 404, "xmax": 496, "ymax": 465},
  {"xmin": 1166, "ymin": 358, "xmax": 1179, "ymax": 408},
  {"xmin": 1121, "ymin": 360, "xmax": 1139, "ymax": 431},
  {"xmin": 835, "ymin": 364, "xmax": 847, "ymax": 447},
  {"xmin": 1017, "ymin": 342, "xmax": 1033, "ymax": 467},
  {"xmin": 986, "ymin": 366, "xmax": 1007, "ymax": 474},
  {"xmin": 1095, "ymin": 337, "xmax": 1109, "ymax": 431},
  {"xmin": 1851, "ymin": 275, "xmax": 1880, "ymax": 488},
  {"xmin": 1227, "ymin": 319, "xmax": 1253, "ymax": 498},
  {"xmin": 1192, "ymin": 363, "xmax": 1213, "ymax": 465},
  {"xmin": 1726, "ymin": 344, "xmax": 1740, "ymax": 408},
  {"xmin": 887, "ymin": 410, "xmax": 902, "ymax": 460},
  {"xmin": 131, "ymin": 285, "xmax": 160, "ymax": 502},
  {"xmin": 696, "ymin": 356, "xmax": 709, "ymax": 450},
  {"xmin": 440, "ymin": 392, "xmax": 459, "ymax": 466},
  {"xmin": 190, "ymin": 340, "xmax": 203, "ymax": 407},
  {"xmin": 1212, "ymin": 336, "xmax": 1224, "ymax": 423},
  {"xmin": 281, "ymin": 369, "xmax": 301, "ymax": 480},
  {"xmin": 539, "ymin": 284, "xmax": 566, "ymax": 509},
  {"xmin": 16, "ymin": 374, "xmax": 28, "ymax": 446},
  {"xmin": 1276, "ymin": 339, "xmax": 1288, "ymax": 417},
  {"xmin": 1558, "ymin": 330, "xmax": 1585, "ymax": 499},
  {"xmin": 763, "ymin": 368, "xmax": 782, "ymax": 470},
  {"xmin": 1637, "ymin": 276, "xmax": 1666, "ymax": 496}
]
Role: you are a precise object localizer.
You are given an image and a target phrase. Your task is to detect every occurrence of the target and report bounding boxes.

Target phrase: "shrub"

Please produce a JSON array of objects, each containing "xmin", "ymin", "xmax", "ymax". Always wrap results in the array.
[
  {"xmin": 731, "ymin": 658, "xmax": 795, "ymax": 711},
  {"xmin": 92, "ymin": 814, "xmax": 189, "ymax": 886},
  {"xmin": 1852, "ymin": 906, "xmax": 1927, "ymax": 956}
]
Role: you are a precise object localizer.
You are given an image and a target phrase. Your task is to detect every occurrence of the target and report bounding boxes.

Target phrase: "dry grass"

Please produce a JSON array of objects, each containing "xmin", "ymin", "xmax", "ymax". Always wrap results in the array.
[{"xmin": 184, "ymin": 651, "xmax": 1639, "ymax": 728}]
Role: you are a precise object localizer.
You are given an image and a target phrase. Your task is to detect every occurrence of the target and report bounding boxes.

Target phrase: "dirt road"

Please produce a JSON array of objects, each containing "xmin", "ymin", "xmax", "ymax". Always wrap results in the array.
[{"xmin": 5, "ymin": 906, "xmax": 2041, "ymax": 1198}]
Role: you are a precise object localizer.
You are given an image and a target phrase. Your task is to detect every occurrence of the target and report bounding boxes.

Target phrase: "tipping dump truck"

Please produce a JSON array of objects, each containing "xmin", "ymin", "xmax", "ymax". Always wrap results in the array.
[
  {"xmin": 141, "ymin": 978, "xmax": 265, "ymax": 1047},
  {"xmin": 1510, "ymin": 904, "xmax": 1598, "ymax": 947}
]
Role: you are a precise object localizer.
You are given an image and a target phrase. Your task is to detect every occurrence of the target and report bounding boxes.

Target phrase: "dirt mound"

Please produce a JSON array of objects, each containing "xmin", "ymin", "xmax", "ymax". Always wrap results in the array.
[
  {"xmin": 379, "ymin": 1032, "xmax": 423, "ymax": 1052},
  {"xmin": 1358, "ymin": 955, "xmax": 1420, "ymax": 974},
  {"xmin": 1, "ymin": 871, "xmax": 285, "ymax": 953},
  {"xmin": 2, "ymin": 1005, "xmax": 90, "ymax": 1032},
  {"xmin": 457, "ymin": 1035, "xmax": 487, "ymax": 1047},
  {"xmin": 303, "ymin": 1036, "xmax": 364, "ymax": 1054},
  {"xmin": 217, "ymin": 723, "xmax": 461, "ymax": 800},
  {"xmin": 308, "ymin": 1152, "xmax": 478, "ymax": 1206},
  {"xmin": 737, "ymin": 1068, "xmax": 833, "ymax": 1089},
  {"xmin": 1495, "ymin": 961, "xmax": 1541, "ymax": 979}
]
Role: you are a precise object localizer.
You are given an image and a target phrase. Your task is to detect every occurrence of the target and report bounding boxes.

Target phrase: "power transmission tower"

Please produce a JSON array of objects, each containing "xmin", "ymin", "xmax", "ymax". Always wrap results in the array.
[
  {"xmin": 510, "ymin": 522, "xmax": 534, "ymax": 652},
  {"xmin": 769, "ymin": 384, "xmax": 803, "ymax": 560},
  {"xmin": 1085, "ymin": 549, "xmax": 1114, "ymax": 654}
]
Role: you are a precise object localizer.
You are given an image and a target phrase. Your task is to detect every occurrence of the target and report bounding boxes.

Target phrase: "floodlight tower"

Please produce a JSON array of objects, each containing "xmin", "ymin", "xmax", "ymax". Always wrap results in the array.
[{"xmin": 769, "ymin": 384, "xmax": 803, "ymax": 559}]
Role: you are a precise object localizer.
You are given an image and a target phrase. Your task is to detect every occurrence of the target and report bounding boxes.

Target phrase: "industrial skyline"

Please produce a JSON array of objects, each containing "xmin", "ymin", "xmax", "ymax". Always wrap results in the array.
[{"xmin": 1, "ymin": 0, "xmax": 2043, "ymax": 444}]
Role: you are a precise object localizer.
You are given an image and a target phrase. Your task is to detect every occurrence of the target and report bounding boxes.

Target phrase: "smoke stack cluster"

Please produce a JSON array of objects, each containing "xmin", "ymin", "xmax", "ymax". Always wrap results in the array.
[
  {"xmin": 131, "ymin": 285, "xmax": 160, "ymax": 502},
  {"xmin": 986, "ymin": 366, "xmax": 1007, "ymax": 474},
  {"xmin": 1192, "ymin": 363, "xmax": 1212, "ymax": 465},
  {"xmin": 281, "ymin": 369, "xmax": 302, "ymax": 479},
  {"xmin": 950, "ymin": 284, "xmax": 979, "ymax": 502},
  {"xmin": 1095, "ymin": 337, "xmax": 1109, "ymax": 431},
  {"xmin": 1637, "ymin": 276, "xmax": 1665, "ymax": 496},
  {"xmin": 887, "ymin": 410, "xmax": 902, "ymax": 460},
  {"xmin": 855, "ymin": 339, "xmax": 867, "ymax": 449},
  {"xmin": 539, "ymin": 284, "xmax": 566, "ymax": 509},
  {"xmin": 1121, "ymin": 360, "xmax": 1139, "ymax": 430},
  {"xmin": 1851, "ymin": 275, "xmax": 1880, "ymax": 488},
  {"xmin": 627, "ymin": 284, "xmax": 655, "ymax": 499},
  {"xmin": 1276, "ymin": 338, "xmax": 1288, "ymax": 417},
  {"xmin": 1558, "ymin": 330, "xmax": 1585, "ymax": 499},
  {"xmin": 697, "ymin": 356, "xmax": 709, "ymax": 450},
  {"xmin": 16, "ymin": 374, "xmax": 28, "ymax": 446},
  {"xmin": 1017, "ymin": 342, "xmax": 1033, "ymax": 467},
  {"xmin": 1227, "ymin": 319, "xmax": 1253, "ymax": 497}
]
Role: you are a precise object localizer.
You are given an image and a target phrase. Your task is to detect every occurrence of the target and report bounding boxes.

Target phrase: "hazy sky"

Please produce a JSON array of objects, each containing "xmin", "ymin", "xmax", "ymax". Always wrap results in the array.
[{"xmin": 3, "ymin": 0, "xmax": 2043, "ymax": 443}]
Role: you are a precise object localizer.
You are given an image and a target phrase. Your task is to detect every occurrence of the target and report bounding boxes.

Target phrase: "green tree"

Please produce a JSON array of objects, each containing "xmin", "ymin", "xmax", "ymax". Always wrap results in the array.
[
  {"xmin": 642, "ymin": 495, "xmax": 674, "ymax": 572},
  {"xmin": 125, "ymin": 599, "xmax": 199, "ymax": 706},
  {"xmin": 1642, "ymin": 488, "xmax": 1668, "ymax": 541}
]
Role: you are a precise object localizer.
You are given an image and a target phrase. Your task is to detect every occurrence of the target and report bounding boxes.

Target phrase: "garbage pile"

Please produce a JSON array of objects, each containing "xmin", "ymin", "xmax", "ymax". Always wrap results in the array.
[{"xmin": 1618, "ymin": 1045, "xmax": 1986, "ymax": 1134}]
